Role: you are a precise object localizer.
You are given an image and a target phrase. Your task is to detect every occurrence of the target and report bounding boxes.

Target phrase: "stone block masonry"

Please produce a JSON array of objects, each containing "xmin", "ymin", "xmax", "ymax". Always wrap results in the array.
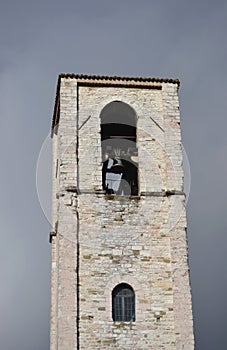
[{"xmin": 50, "ymin": 74, "xmax": 194, "ymax": 349}]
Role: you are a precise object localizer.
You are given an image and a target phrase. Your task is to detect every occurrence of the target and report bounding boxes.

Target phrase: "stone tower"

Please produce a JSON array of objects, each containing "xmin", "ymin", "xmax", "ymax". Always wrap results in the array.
[{"xmin": 50, "ymin": 74, "xmax": 194, "ymax": 349}]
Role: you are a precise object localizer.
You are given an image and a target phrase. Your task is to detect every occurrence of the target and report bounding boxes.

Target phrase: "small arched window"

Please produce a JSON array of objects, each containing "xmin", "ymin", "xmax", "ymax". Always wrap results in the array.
[
  {"xmin": 100, "ymin": 101, "xmax": 138, "ymax": 196},
  {"xmin": 112, "ymin": 283, "xmax": 135, "ymax": 322}
]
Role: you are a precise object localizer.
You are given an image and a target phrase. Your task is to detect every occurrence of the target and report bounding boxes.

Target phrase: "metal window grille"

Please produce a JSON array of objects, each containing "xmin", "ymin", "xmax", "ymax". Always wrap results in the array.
[{"xmin": 112, "ymin": 283, "xmax": 135, "ymax": 322}]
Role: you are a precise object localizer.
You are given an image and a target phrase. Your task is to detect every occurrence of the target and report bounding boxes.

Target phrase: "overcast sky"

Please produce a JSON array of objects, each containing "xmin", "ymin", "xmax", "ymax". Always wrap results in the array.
[{"xmin": 1, "ymin": 1, "xmax": 227, "ymax": 349}]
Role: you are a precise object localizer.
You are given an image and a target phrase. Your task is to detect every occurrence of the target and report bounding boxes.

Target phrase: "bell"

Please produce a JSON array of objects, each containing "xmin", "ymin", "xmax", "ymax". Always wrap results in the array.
[{"xmin": 111, "ymin": 158, "xmax": 124, "ymax": 168}]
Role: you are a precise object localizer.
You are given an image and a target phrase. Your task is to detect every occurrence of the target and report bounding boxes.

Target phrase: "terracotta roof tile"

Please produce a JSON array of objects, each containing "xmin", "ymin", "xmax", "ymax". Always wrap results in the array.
[{"xmin": 58, "ymin": 73, "xmax": 180, "ymax": 85}]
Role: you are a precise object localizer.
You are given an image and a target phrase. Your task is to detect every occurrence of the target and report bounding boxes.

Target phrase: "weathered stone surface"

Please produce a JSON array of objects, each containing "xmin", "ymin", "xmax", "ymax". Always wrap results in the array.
[{"xmin": 50, "ymin": 76, "xmax": 194, "ymax": 349}]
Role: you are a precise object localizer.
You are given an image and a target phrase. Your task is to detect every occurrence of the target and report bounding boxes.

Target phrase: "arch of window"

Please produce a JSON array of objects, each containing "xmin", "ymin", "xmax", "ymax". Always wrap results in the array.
[
  {"xmin": 100, "ymin": 101, "xmax": 138, "ymax": 196},
  {"xmin": 112, "ymin": 283, "xmax": 135, "ymax": 322}
]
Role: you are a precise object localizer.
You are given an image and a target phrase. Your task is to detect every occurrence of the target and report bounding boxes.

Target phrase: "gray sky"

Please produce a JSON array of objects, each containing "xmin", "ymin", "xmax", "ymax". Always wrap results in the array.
[{"xmin": 1, "ymin": 1, "xmax": 227, "ymax": 349}]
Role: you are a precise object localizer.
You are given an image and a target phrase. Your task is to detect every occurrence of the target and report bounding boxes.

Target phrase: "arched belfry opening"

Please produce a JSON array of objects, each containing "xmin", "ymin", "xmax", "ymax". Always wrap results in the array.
[{"xmin": 100, "ymin": 101, "xmax": 138, "ymax": 195}]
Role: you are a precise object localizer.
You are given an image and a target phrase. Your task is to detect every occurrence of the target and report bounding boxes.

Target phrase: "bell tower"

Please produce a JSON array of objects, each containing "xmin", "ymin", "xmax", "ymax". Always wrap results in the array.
[{"xmin": 50, "ymin": 74, "xmax": 194, "ymax": 349}]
